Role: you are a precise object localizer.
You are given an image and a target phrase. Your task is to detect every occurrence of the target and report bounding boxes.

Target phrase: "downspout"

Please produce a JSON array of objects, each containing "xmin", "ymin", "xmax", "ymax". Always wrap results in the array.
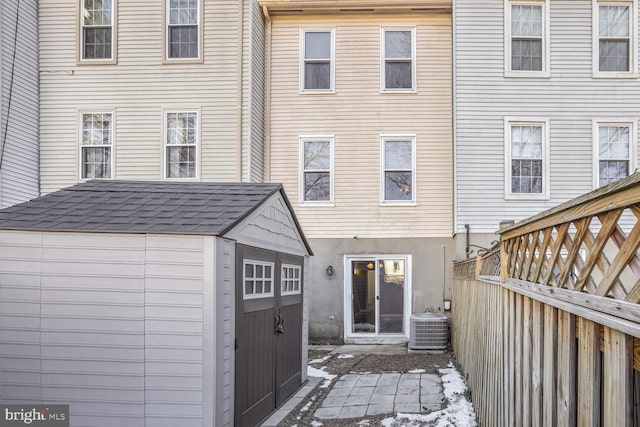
[
  {"xmin": 451, "ymin": 0, "xmax": 457, "ymax": 240},
  {"xmin": 262, "ymin": 5, "xmax": 272, "ymax": 182},
  {"xmin": 236, "ymin": 0, "xmax": 245, "ymax": 181}
]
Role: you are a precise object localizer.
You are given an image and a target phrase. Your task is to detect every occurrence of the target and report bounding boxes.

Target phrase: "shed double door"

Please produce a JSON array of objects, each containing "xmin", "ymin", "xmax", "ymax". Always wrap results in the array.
[{"xmin": 234, "ymin": 245, "xmax": 303, "ymax": 427}]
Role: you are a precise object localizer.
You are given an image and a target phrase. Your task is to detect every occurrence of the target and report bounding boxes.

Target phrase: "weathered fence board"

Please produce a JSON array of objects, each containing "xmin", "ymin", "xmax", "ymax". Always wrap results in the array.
[{"xmin": 452, "ymin": 173, "xmax": 640, "ymax": 426}]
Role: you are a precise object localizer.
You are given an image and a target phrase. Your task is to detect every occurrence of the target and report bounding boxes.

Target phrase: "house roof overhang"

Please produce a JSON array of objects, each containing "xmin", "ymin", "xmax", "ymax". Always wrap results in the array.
[{"xmin": 258, "ymin": 0, "xmax": 452, "ymax": 16}]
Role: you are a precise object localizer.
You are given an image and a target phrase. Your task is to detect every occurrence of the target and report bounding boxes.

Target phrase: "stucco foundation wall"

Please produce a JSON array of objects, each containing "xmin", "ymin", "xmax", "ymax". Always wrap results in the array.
[{"xmin": 307, "ymin": 237, "xmax": 454, "ymax": 343}]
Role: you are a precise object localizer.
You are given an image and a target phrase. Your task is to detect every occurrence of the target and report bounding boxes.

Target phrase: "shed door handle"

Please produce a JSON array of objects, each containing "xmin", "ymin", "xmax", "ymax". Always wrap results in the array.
[{"xmin": 275, "ymin": 314, "xmax": 284, "ymax": 335}]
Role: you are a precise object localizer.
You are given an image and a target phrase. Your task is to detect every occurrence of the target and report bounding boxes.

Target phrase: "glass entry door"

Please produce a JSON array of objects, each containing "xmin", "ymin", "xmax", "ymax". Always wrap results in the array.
[{"xmin": 348, "ymin": 257, "xmax": 407, "ymax": 336}]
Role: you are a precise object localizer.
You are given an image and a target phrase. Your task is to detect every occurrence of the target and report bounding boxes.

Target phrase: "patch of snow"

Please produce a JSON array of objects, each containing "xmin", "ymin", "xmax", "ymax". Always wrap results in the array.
[
  {"xmin": 311, "ymin": 421, "xmax": 323, "ymax": 427},
  {"xmin": 357, "ymin": 420, "xmax": 372, "ymax": 426},
  {"xmin": 307, "ymin": 366, "xmax": 337, "ymax": 388},
  {"xmin": 337, "ymin": 354, "xmax": 354, "ymax": 359},
  {"xmin": 300, "ymin": 395, "xmax": 317, "ymax": 412},
  {"xmin": 308, "ymin": 355, "xmax": 332, "ymax": 364},
  {"xmin": 408, "ymin": 368, "xmax": 426, "ymax": 374},
  {"xmin": 380, "ymin": 363, "xmax": 476, "ymax": 427}
]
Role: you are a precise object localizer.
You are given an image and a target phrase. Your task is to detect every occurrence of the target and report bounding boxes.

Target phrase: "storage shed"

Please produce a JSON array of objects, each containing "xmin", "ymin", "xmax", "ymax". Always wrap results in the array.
[{"xmin": 0, "ymin": 180, "xmax": 312, "ymax": 427}]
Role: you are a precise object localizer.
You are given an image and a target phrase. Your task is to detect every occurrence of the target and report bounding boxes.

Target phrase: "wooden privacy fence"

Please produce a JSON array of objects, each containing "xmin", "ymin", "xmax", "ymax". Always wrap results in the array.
[{"xmin": 452, "ymin": 172, "xmax": 640, "ymax": 427}]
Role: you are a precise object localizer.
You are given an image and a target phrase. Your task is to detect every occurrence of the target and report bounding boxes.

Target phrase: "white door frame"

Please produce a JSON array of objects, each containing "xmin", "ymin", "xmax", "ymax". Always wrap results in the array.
[{"xmin": 343, "ymin": 254, "xmax": 412, "ymax": 342}]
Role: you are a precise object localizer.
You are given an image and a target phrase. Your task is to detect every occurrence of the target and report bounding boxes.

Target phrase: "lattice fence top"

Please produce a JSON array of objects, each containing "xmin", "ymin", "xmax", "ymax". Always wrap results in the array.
[{"xmin": 499, "ymin": 172, "xmax": 640, "ymax": 303}]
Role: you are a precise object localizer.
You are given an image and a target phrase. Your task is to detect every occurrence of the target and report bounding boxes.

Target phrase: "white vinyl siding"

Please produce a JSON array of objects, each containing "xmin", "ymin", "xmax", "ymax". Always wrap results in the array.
[
  {"xmin": 165, "ymin": 0, "xmax": 201, "ymax": 61},
  {"xmin": 80, "ymin": 112, "xmax": 113, "ymax": 179},
  {"xmin": 300, "ymin": 28, "xmax": 335, "ymax": 93},
  {"xmin": 80, "ymin": 0, "xmax": 116, "ymax": 62},
  {"xmin": 593, "ymin": 120, "xmax": 637, "ymax": 187},
  {"xmin": 381, "ymin": 27, "xmax": 416, "ymax": 92},
  {"xmin": 299, "ymin": 136, "xmax": 334, "ymax": 205},
  {"xmin": 505, "ymin": 119, "xmax": 550, "ymax": 200},
  {"xmin": 1, "ymin": 0, "xmax": 39, "ymax": 208},
  {"xmin": 505, "ymin": 0, "xmax": 550, "ymax": 77},
  {"xmin": 164, "ymin": 111, "xmax": 199, "ymax": 180},
  {"xmin": 269, "ymin": 14, "xmax": 452, "ymax": 239},
  {"xmin": 381, "ymin": 135, "xmax": 417, "ymax": 205},
  {"xmin": 40, "ymin": 0, "xmax": 245, "ymax": 193},
  {"xmin": 455, "ymin": 0, "xmax": 640, "ymax": 234},
  {"xmin": 593, "ymin": 0, "xmax": 638, "ymax": 77}
]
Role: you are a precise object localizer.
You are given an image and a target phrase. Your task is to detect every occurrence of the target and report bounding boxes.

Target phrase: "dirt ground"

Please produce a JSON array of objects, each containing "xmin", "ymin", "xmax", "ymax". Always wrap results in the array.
[{"xmin": 279, "ymin": 347, "xmax": 453, "ymax": 427}]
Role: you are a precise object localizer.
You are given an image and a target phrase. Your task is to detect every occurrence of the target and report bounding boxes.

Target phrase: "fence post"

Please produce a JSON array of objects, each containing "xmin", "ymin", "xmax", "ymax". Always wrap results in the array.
[{"xmin": 500, "ymin": 240, "xmax": 509, "ymax": 283}]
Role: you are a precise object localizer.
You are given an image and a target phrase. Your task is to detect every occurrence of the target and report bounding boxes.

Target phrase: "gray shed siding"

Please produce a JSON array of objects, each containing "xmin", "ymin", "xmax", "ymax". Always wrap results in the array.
[
  {"xmin": 215, "ymin": 238, "xmax": 235, "ymax": 426},
  {"xmin": 455, "ymin": 0, "xmax": 640, "ymax": 234},
  {"xmin": 0, "ymin": 0, "xmax": 39, "ymax": 208},
  {"xmin": 0, "ymin": 232, "xmax": 229, "ymax": 427}
]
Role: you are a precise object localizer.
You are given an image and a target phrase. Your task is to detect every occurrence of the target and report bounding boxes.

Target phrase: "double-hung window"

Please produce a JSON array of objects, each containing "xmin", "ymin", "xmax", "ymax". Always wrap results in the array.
[
  {"xmin": 300, "ymin": 29, "xmax": 335, "ymax": 92},
  {"xmin": 381, "ymin": 136, "xmax": 416, "ymax": 204},
  {"xmin": 80, "ymin": 0, "xmax": 115, "ymax": 62},
  {"xmin": 381, "ymin": 28, "xmax": 416, "ymax": 92},
  {"xmin": 594, "ymin": 121, "xmax": 636, "ymax": 187},
  {"xmin": 506, "ymin": 1, "xmax": 549, "ymax": 76},
  {"xmin": 594, "ymin": 1, "xmax": 637, "ymax": 76},
  {"xmin": 300, "ymin": 137, "xmax": 333, "ymax": 204},
  {"xmin": 165, "ymin": 111, "xmax": 198, "ymax": 179},
  {"xmin": 80, "ymin": 112, "xmax": 113, "ymax": 179},
  {"xmin": 166, "ymin": 0, "xmax": 201, "ymax": 60},
  {"xmin": 505, "ymin": 119, "xmax": 549, "ymax": 199}
]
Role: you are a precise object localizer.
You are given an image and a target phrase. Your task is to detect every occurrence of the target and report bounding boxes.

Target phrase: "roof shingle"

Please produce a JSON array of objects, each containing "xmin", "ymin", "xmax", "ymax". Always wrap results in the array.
[{"xmin": 0, "ymin": 180, "xmax": 283, "ymax": 236}]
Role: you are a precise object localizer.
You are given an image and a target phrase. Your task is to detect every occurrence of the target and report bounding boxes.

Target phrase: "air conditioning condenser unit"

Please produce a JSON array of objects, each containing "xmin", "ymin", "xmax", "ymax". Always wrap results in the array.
[{"xmin": 408, "ymin": 313, "xmax": 449, "ymax": 351}]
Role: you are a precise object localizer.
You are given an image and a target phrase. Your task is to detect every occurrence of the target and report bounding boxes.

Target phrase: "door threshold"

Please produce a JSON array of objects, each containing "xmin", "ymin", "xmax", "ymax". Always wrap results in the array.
[{"xmin": 344, "ymin": 335, "xmax": 408, "ymax": 345}]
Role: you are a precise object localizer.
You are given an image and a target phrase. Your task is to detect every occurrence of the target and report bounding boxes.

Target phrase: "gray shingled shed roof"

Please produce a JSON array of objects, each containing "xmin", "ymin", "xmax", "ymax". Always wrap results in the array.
[{"xmin": 0, "ymin": 181, "xmax": 310, "ymax": 251}]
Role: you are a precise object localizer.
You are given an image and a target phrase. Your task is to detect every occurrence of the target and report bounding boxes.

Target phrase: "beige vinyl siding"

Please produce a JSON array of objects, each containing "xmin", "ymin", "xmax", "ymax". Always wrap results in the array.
[
  {"xmin": 1, "ymin": 0, "xmax": 39, "ymax": 208},
  {"xmin": 455, "ymin": 0, "xmax": 640, "ymax": 234},
  {"xmin": 268, "ymin": 13, "xmax": 453, "ymax": 238},
  {"xmin": 39, "ymin": 0, "xmax": 243, "ymax": 194}
]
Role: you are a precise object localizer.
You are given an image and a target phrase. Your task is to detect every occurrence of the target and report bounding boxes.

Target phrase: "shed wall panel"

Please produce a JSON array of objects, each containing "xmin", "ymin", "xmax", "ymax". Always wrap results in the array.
[
  {"xmin": 0, "ymin": 231, "xmax": 216, "ymax": 426},
  {"xmin": 144, "ymin": 235, "xmax": 205, "ymax": 425}
]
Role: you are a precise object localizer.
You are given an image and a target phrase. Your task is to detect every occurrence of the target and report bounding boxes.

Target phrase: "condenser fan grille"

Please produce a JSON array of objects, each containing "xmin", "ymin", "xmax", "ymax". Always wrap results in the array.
[{"xmin": 409, "ymin": 313, "xmax": 448, "ymax": 350}]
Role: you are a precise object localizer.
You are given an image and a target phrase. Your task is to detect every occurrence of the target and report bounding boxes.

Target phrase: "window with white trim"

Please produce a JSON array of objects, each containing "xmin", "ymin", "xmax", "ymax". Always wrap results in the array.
[
  {"xmin": 505, "ymin": 120, "xmax": 549, "ymax": 198},
  {"xmin": 381, "ymin": 28, "xmax": 416, "ymax": 91},
  {"xmin": 300, "ymin": 137, "xmax": 333, "ymax": 203},
  {"xmin": 166, "ymin": 0, "xmax": 200, "ymax": 60},
  {"xmin": 80, "ymin": 0, "xmax": 115, "ymax": 61},
  {"xmin": 301, "ymin": 29, "xmax": 334, "ymax": 92},
  {"xmin": 506, "ymin": 1, "xmax": 548, "ymax": 75},
  {"xmin": 594, "ymin": 121, "xmax": 636, "ymax": 187},
  {"xmin": 165, "ymin": 111, "xmax": 198, "ymax": 179},
  {"xmin": 281, "ymin": 264, "xmax": 302, "ymax": 296},
  {"xmin": 381, "ymin": 136, "xmax": 416, "ymax": 203},
  {"xmin": 80, "ymin": 112, "xmax": 113, "ymax": 179},
  {"xmin": 594, "ymin": 1, "xmax": 636, "ymax": 75},
  {"xmin": 243, "ymin": 260, "xmax": 274, "ymax": 299}
]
